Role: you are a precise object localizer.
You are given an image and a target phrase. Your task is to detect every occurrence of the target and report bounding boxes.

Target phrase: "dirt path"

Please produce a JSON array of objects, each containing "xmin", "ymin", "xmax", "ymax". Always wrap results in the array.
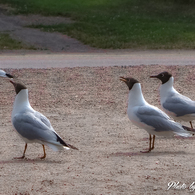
[
  {"xmin": 1, "ymin": 50, "xmax": 195, "ymax": 69},
  {"xmin": 0, "ymin": 6, "xmax": 100, "ymax": 52}
]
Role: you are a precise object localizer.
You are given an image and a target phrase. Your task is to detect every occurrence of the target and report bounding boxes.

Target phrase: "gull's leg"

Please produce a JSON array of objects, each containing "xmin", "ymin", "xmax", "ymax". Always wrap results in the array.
[
  {"xmin": 190, "ymin": 121, "xmax": 194, "ymax": 136},
  {"xmin": 14, "ymin": 143, "xmax": 27, "ymax": 159},
  {"xmin": 190, "ymin": 121, "xmax": 193, "ymax": 129},
  {"xmin": 151, "ymin": 135, "xmax": 155, "ymax": 150},
  {"xmin": 141, "ymin": 134, "xmax": 152, "ymax": 153},
  {"xmin": 40, "ymin": 145, "xmax": 46, "ymax": 159}
]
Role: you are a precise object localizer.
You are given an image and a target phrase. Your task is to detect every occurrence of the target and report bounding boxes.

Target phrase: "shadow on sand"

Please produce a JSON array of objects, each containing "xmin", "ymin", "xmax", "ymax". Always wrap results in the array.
[
  {"xmin": 110, "ymin": 150, "xmax": 188, "ymax": 157},
  {"xmin": 0, "ymin": 158, "xmax": 62, "ymax": 164}
]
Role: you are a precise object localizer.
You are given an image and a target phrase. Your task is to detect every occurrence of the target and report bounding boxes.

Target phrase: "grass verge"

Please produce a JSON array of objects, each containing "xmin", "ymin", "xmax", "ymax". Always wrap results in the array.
[
  {"xmin": 2, "ymin": 0, "xmax": 195, "ymax": 49},
  {"xmin": 0, "ymin": 33, "xmax": 35, "ymax": 50}
]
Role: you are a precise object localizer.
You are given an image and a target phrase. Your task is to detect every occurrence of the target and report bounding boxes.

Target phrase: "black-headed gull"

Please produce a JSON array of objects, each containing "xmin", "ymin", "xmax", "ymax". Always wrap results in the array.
[
  {"xmin": 150, "ymin": 71, "xmax": 195, "ymax": 129},
  {"xmin": 10, "ymin": 80, "xmax": 78, "ymax": 159},
  {"xmin": 120, "ymin": 76, "xmax": 192, "ymax": 153},
  {"xmin": 0, "ymin": 69, "xmax": 13, "ymax": 78}
]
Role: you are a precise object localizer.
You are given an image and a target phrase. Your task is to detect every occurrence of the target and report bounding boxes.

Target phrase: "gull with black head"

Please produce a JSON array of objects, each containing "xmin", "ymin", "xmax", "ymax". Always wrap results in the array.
[
  {"xmin": 120, "ymin": 76, "xmax": 193, "ymax": 153},
  {"xmin": 150, "ymin": 71, "xmax": 195, "ymax": 129},
  {"xmin": 10, "ymin": 80, "xmax": 78, "ymax": 159}
]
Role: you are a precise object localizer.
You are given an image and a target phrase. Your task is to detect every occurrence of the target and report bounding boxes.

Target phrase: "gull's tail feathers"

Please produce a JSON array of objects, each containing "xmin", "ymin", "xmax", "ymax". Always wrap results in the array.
[
  {"xmin": 66, "ymin": 143, "xmax": 79, "ymax": 150},
  {"xmin": 182, "ymin": 125, "xmax": 195, "ymax": 133},
  {"xmin": 42, "ymin": 132, "xmax": 79, "ymax": 151},
  {"xmin": 175, "ymin": 131, "xmax": 192, "ymax": 137},
  {"xmin": 174, "ymin": 126, "xmax": 193, "ymax": 137},
  {"xmin": 55, "ymin": 133, "xmax": 79, "ymax": 150},
  {"xmin": 44, "ymin": 142, "xmax": 68, "ymax": 152}
]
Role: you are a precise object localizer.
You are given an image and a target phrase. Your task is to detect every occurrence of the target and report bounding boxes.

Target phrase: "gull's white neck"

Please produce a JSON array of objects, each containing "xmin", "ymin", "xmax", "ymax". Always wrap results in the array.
[
  {"xmin": 12, "ymin": 89, "xmax": 32, "ymax": 116},
  {"xmin": 159, "ymin": 76, "xmax": 178, "ymax": 103},
  {"xmin": 128, "ymin": 83, "xmax": 147, "ymax": 107}
]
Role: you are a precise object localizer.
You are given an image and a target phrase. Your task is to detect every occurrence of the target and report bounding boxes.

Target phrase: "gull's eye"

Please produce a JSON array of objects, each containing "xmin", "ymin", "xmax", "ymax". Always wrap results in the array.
[{"xmin": 161, "ymin": 73, "xmax": 164, "ymax": 77}]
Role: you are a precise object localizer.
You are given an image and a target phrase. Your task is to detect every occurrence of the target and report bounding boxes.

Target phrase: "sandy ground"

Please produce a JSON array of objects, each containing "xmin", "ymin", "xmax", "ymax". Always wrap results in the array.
[{"xmin": 0, "ymin": 65, "xmax": 194, "ymax": 195}]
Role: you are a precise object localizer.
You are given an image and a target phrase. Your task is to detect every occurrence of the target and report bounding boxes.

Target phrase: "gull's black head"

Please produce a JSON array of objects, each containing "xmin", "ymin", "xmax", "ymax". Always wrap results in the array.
[
  {"xmin": 150, "ymin": 71, "xmax": 172, "ymax": 84},
  {"xmin": 120, "ymin": 77, "xmax": 139, "ymax": 90},
  {"xmin": 10, "ymin": 80, "xmax": 27, "ymax": 94}
]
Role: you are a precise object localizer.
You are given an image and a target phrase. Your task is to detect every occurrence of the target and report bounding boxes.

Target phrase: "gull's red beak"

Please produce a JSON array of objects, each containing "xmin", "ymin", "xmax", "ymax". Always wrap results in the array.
[
  {"xmin": 10, "ymin": 80, "xmax": 16, "ymax": 87},
  {"xmin": 150, "ymin": 75, "xmax": 158, "ymax": 78}
]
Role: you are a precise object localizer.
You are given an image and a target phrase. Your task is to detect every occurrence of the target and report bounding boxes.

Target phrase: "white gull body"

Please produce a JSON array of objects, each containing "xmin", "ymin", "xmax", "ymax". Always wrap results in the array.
[
  {"xmin": 120, "ymin": 77, "xmax": 192, "ymax": 152},
  {"xmin": 11, "ymin": 81, "xmax": 77, "ymax": 159},
  {"xmin": 151, "ymin": 71, "xmax": 195, "ymax": 128},
  {"xmin": 127, "ymin": 82, "xmax": 190, "ymax": 137},
  {"xmin": 159, "ymin": 76, "xmax": 195, "ymax": 122}
]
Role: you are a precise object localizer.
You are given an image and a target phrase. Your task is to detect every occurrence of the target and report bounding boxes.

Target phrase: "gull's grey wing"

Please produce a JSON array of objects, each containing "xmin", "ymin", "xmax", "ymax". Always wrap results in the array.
[
  {"xmin": 163, "ymin": 93, "xmax": 195, "ymax": 116},
  {"xmin": 34, "ymin": 111, "xmax": 52, "ymax": 129},
  {"xmin": 136, "ymin": 106, "xmax": 182, "ymax": 132},
  {"xmin": 12, "ymin": 112, "xmax": 57, "ymax": 142}
]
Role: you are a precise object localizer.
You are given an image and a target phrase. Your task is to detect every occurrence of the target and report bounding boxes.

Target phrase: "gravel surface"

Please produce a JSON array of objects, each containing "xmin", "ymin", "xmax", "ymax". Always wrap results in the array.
[{"xmin": 0, "ymin": 65, "xmax": 195, "ymax": 194}]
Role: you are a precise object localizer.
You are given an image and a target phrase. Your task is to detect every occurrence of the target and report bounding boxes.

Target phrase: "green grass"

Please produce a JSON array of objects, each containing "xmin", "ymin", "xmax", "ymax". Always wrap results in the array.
[
  {"xmin": 2, "ymin": 0, "xmax": 195, "ymax": 49},
  {"xmin": 0, "ymin": 33, "xmax": 34, "ymax": 50}
]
